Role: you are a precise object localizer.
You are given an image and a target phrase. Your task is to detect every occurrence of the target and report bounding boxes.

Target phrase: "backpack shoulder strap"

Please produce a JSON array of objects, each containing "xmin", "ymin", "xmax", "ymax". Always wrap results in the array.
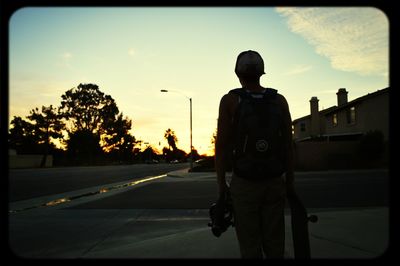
[
  {"xmin": 229, "ymin": 88, "xmax": 278, "ymax": 98},
  {"xmin": 263, "ymin": 88, "xmax": 278, "ymax": 99},
  {"xmin": 228, "ymin": 88, "xmax": 251, "ymax": 100}
]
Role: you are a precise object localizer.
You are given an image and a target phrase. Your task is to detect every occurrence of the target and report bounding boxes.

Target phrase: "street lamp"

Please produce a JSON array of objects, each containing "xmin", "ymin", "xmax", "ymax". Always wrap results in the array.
[{"xmin": 161, "ymin": 89, "xmax": 193, "ymax": 171}]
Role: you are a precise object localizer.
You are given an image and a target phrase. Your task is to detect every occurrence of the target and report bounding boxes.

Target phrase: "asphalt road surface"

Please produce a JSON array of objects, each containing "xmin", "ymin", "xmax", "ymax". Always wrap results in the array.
[
  {"xmin": 9, "ymin": 165, "xmax": 389, "ymax": 210},
  {"xmin": 8, "ymin": 163, "xmax": 189, "ymax": 202},
  {"xmin": 8, "ymin": 167, "xmax": 389, "ymax": 259},
  {"xmin": 66, "ymin": 169, "xmax": 389, "ymax": 210}
]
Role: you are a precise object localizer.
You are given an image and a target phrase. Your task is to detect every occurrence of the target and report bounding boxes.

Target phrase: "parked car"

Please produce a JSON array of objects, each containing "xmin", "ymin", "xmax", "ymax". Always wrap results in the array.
[
  {"xmin": 191, "ymin": 156, "xmax": 215, "ymax": 172},
  {"xmin": 145, "ymin": 159, "xmax": 159, "ymax": 164}
]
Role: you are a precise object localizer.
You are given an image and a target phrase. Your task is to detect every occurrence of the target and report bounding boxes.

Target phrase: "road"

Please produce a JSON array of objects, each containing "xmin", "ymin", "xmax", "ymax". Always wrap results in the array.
[
  {"xmin": 8, "ymin": 163, "xmax": 189, "ymax": 202},
  {"xmin": 290, "ymin": 169, "xmax": 389, "ymax": 208},
  {"xmin": 64, "ymin": 168, "xmax": 389, "ymax": 210},
  {"xmin": 8, "ymin": 167, "xmax": 389, "ymax": 259},
  {"xmin": 9, "ymin": 165, "xmax": 389, "ymax": 210}
]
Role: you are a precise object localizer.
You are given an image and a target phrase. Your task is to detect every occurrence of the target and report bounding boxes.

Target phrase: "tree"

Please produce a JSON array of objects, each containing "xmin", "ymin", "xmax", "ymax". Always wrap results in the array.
[
  {"xmin": 59, "ymin": 83, "xmax": 119, "ymax": 135},
  {"xmin": 27, "ymin": 105, "xmax": 65, "ymax": 167},
  {"xmin": 164, "ymin": 128, "xmax": 178, "ymax": 151},
  {"xmin": 8, "ymin": 83, "xmax": 141, "ymax": 166},
  {"xmin": 189, "ymin": 147, "xmax": 201, "ymax": 162},
  {"xmin": 8, "ymin": 106, "xmax": 65, "ymax": 162},
  {"xmin": 59, "ymin": 83, "xmax": 133, "ymax": 164},
  {"xmin": 142, "ymin": 145, "xmax": 158, "ymax": 162},
  {"xmin": 102, "ymin": 113, "xmax": 137, "ymax": 162},
  {"xmin": 9, "ymin": 116, "xmax": 37, "ymax": 154},
  {"xmin": 66, "ymin": 129, "xmax": 103, "ymax": 165},
  {"xmin": 173, "ymin": 148, "xmax": 187, "ymax": 162}
]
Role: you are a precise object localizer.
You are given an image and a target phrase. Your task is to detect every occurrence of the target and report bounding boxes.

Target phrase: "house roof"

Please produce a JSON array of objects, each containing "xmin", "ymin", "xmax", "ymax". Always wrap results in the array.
[
  {"xmin": 292, "ymin": 87, "xmax": 389, "ymax": 123},
  {"xmin": 323, "ymin": 87, "xmax": 389, "ymax": 115},
  {"xmin": 292, "ymin": 106, "xmax": 336, "ymax": 123}
]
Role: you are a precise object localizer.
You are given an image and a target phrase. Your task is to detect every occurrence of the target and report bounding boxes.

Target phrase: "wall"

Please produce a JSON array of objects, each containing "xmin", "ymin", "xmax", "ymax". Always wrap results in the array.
[
  {"xmin": 293, "ymin": 140, "xmax": 386, "ymax": 171},
  {"xmin": 293, "ymin": 89, "xmax": 389, "ymax": 142},
  {"xmin": 9, "ymin": 155, "xmax": 53, "ymax": 169},
  {"xmin": 324, "ymin": 91, "xmax": 389, "ymax": 141},
  {"xmin": 356, "ymin": 93, "xmax": 389, "ymax": 141},
  {"xmin": 293, "ymin": 117, "xmax": 311, "ymax": 141}
]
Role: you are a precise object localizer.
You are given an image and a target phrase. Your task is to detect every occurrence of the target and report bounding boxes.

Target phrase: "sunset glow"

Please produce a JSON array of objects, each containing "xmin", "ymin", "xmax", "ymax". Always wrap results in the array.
[{"xmin": 9, "ymin": 7, "xmax": 388, "ymax": 156}]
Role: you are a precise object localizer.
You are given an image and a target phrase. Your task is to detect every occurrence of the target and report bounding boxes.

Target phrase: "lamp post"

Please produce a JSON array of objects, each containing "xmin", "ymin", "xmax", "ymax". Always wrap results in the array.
[{"xmin": 161, "ymin": 89, "xmax": 193, "ymax": 171}]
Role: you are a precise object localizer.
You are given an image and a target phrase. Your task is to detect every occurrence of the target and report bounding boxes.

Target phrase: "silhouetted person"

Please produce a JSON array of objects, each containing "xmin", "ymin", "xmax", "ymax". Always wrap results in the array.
[{"xmin": 215, "ymin": 50, "xmax": 295, "ymax": 258}]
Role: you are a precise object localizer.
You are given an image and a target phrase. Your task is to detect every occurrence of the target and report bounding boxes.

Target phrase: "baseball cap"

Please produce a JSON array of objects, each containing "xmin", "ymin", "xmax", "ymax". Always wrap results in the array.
[{"xmin": 234, "ymin": 50, "xmax": 265, "ymax": 76}]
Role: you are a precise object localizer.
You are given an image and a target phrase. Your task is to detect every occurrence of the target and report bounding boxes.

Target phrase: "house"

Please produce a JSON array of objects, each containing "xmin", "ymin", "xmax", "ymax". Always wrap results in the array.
[
  {"xmin": 291, "ymin": 87, "xmax": 389, "ymax": 170},
  {"xmin": 293, "ymin": 87, "xmax": 389, "ymax": 142}
]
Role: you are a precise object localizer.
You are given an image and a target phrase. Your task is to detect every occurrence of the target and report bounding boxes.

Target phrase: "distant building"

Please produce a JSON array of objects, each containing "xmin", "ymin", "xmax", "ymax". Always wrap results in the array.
[
  {"xmin": 291, "ymin": 87, "xmax": 389, "ymax": 170},
  {"xmin": 293, "ymin": 87, "xmax": 389, "ymax": 142}
]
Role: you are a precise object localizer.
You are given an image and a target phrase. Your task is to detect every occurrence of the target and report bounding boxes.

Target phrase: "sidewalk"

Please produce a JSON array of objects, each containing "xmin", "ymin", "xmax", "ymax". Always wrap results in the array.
[{"xmin": 8, "ymin": 169, "xmax": 389, "ymax": 259}]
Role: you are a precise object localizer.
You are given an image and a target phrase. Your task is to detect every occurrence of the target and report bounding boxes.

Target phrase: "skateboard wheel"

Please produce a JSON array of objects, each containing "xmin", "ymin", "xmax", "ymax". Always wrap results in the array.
[{"xmin": 308, "ymin": 215, "xmax": 318, "ymax": 223}]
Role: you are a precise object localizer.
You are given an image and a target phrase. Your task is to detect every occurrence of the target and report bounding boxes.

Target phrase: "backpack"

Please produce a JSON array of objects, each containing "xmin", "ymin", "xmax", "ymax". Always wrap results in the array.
[{"xmin": 229, "ymin": 88, "xmax": 286, "ymax": 180}]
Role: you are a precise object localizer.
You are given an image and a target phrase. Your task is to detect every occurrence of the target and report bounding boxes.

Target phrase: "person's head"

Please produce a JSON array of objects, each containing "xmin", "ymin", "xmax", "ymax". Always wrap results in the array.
[{"xmin": 234, "ymin": 50, "xmax": 265, "ymax": 84}]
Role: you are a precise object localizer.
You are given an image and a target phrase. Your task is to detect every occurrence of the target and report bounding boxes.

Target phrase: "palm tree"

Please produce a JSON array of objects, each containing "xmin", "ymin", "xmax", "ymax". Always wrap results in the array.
[{"xmin": 164, "ymin": 128, "xmax": 178, "ymax": 151}]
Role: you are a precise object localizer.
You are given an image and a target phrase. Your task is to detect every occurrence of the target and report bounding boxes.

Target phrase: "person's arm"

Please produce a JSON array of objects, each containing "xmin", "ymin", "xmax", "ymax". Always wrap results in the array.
[
  {"xmin": 279, "ymin": 95, "xmax": 295, "ymax": 189},
  {"xmin": 215, "ymin": 94, "xmax": 233, "ymax": 197}
]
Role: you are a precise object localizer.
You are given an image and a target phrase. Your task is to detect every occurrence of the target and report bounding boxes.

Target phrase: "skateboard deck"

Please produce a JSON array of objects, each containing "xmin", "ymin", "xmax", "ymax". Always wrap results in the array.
[{"xmin": 287, "ymin": 192, "xmax": 318, "ymax": 259}]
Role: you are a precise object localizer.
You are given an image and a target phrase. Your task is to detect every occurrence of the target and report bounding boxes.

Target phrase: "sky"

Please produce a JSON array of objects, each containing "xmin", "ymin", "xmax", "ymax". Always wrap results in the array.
[{"xmin": 9, "ymin": 7, "xmax": 389, "ymax": 156}]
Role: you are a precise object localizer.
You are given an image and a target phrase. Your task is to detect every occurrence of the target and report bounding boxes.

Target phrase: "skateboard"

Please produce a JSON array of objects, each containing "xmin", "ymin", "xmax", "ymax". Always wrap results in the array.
[{"xmin": 287, "ymin": 191, "xmax": 318, "ymax": 259}]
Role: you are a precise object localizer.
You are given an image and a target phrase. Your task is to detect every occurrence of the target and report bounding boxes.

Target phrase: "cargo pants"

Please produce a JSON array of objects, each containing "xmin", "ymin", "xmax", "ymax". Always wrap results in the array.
[{"xmin": 230, "ymin": 173, "xmax": 286, "ymax": 258}]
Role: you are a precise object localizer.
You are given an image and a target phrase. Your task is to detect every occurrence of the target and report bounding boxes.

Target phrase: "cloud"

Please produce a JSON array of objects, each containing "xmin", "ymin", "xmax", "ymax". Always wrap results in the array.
[
  {"xmin": 276, "ymin": 7, "xmax": 388, "ymax": 76},
  {"xmin": 284, "ymin": 64, "xmax": 312, "ymax": 75},
  {"xmin": 128, "ymin": 48, "xmax": 136, "ymax": 57},
  {"xmin": 62, "ymin": 52, "xmax": 72, "ymax": 59}
]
